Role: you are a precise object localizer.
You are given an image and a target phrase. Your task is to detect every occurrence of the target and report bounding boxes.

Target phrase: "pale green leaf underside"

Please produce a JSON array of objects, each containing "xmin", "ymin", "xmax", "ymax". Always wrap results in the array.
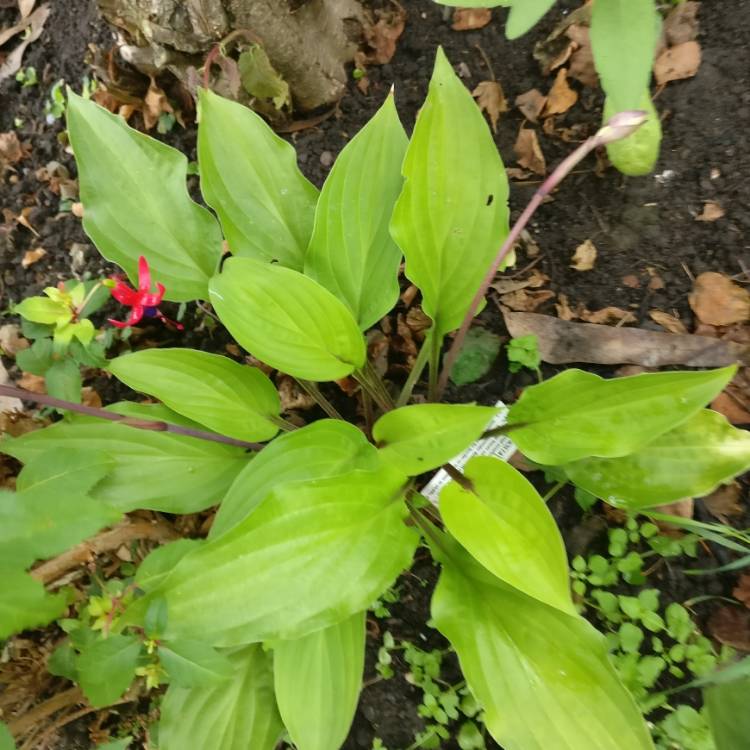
[
  {"xmin": 108, "ymin": 348, "xmax": 281, "ymax": 442},
  {"xmin": 198, "ymin": 89, "xmax": 318, "ymax": 270},
  {"xmin": 374, "ymin": 403, "xmax": 499, "ymax": 475},
  {"xmin": 440, "ymin": 457, "xmax": 574, "ymax": 615},
  {"xmin": 507, "ymin": 366, "xmax": 735, "ymax": 465},
  {"xmin": 563, "ymin": 409, "xmax": 750, "ymax": 509},
  {"xmin": 389, "ymin": 47, "xmax": 510, "ymax": 338},
  {"xmin": 159, "ymin": 645, "xmax": 283, "ymax": 750},
  {"xmin": 274, "ymin": 612, "xmax": 366, "ymax": 750},
  {"xmin": 66, "ymin": 92, "xmax": 222, "ymax": 302},
  {"xmin": 432, "ymin": 550, "xmax": 654, "ymax": 750},
  {"xmin": 209, "ymin": 257, "xmax": 366, "ymax": 381},
  {"xmin": 305, "ymin": 93, "xmax": 407, "ymax": 330},
  {"xmin": 210, "ymin": 419, "xmax": 378, "ymax": 538}
]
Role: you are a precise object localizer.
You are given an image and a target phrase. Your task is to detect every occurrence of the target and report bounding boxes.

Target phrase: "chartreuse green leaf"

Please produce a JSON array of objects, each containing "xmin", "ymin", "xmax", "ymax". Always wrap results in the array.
[
  {"xmin": 604, "ymin": 93, "xmax": 662, "ymax": 176},
  {"xmin": 66, "ymin": 91, "xmax": 222, "ymax": 301},
  {"xmin": 2, "ymin": 419, "xmax": 248, "ymax": 514},
  {"xmin": 108, "ymin": 348, "xmax": 281, "ymax": 442},
  {"xmin": 159, "ymin": 640, "xmax": 234, "ymax": 688},
  {"xmin": 0, "ymin": 568, "xmax": 68, "ymax": 639},
  {"xmin": 198, "ymin": 89, "xmax": 318, "ymax": 269},
  {"xmin": 390, "ymin": 48, "xmax": 509, "ymax": 340},
  {"xmin": 16, "ymin": 449, "xmax": 111, "ymax": 495},
  {"xmin": 706, "ymin": 676, "xmax": 750, "ymax": 750},
  {"xmin": 209, "ymin": 257, "xmax": 366, "ymax": 381},
  {"xmin": 305, "ymin": 93, "xmax": 407, "ymax": 330},
  {"xmin": 440, "ymin": 457, "xmax": 574, "ymax": 615},
  {"xmin": 507, "ymin": 0, "xmax": 557, "ymax": 39},
  {"xmin": 373, "ymin": 404, "xmax": 498, "ymax": 475},
  {"xmin": 76, "ymin": 634, "xmax": 142, "ymax": 707},
  {"xmin": 0, "ymin": 722, "xmax": 15, "ymax": 750},
  {"xmin": 563, "ymin": 409, "xmax": 750, "ymax": 509},
  {"xmin": 136, "ymin": 539, "xmax": 204, "ymax": 590},
  {"xmin": 159, "ymin": 645, "xmax": 283, "ymax": 750},
  {"xmin": 507, "ymin": 366, "xmax": 735, "ymax": 465},
  {"xmin": 210, "ymin": 419, "xmax": 378, "ymax": 538},
  {"xmin": 274, "ymin": 612, "xmax": 366, "ymax": 750},
  {"xmin": 590, "ymin": 0, "xmax": 659, "ymax": 112},
  {"xmin": 432, "ymin": 545, "xmax": 653, "ymax": 750},
  {"xmin": 129, "ymin": 468, "xmax": 417, "ymax": 646}
]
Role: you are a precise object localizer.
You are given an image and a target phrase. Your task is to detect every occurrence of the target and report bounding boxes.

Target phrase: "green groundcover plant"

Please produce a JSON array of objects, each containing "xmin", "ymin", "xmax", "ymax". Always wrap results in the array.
[
  {"xmin": 1, "ymin": 48, "xmax": 749, "ymax": 750},
  {"xmin": 437, "ymin": 0, "xmax": 664, "ymax": 175}
]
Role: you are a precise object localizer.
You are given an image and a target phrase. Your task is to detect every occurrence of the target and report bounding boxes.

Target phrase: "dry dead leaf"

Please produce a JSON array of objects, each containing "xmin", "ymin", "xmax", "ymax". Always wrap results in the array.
[
  {"xmin": 17, "ymin": 372, "xmax": 46, "ymax": 393},
  {"xmin": 647, "ymin": 273, "xmax": 665, "ymax": 291},
  {"xmin": 702, "ymin": 482, "xmax": 743, "ymax": 522},
  {"xmin": 622, "ymin": 275, "xmax": 641, "ymax": 289},
  {"xmin": 363, "ymin": 8, "xmax": 406, "ymax": 65},
  {"xmin": 277, "ymin": 375, "xmax": 315, "ymax": 412},
  {"xmin": 695, "ymin": 201, "xmax": 725, "ymax": 222},
  {"xmin": 514, "ymin": 127, "xmax": 546, "ymax": 175},
  {"xmin": 81, "ymin": 387, "xmax": 103, "ymax": 409},
  {"xmin": 452, "ymin": 8, "xmax": 491, "ymax": 31},
  {"xmin": 0, "ymin": 131, "xmax": 25, "ymax": 170},
  {"xmin": 1, "ymin": 361, "xmax": 23, "ymax": 414},
  {"xmin": 543, "ymin": 68, "xmax": 578, "ymax": 117},
  {"xmin": 708, "ymin": 607, "xmax": 750, "ymax": 652},
  {"xmin": 567, "ymin": 24, "xmax": 597, "ymax": 87},
  {"xmin": 581, "ymin": 307, "xmax": 636, "ymax": 325},
  {"xmin": 400, "ymin": 284, "xmax": 418, "ymax": 307},
  {"xmin": 653, "ymin": 498, "xmax": 694, "ymax": 533},
  {"xmin": 649, "ymin": 310, "xmax": 687, "ymax": 334},
  {"xmin": 570, "ymin": 239, "xmax": 597, "ymax": 271},
  {"xmin": 555, "ymin": 293, "xmax": 581, "ymax": 321},
  {"xmin": 711, "ymin": 391, "xmax": 750, "ymax": 425},
  {"xmin": 500, "ymin": 289, "xmax": 555, "ymax": 312},
  {"xmin": 733, "ymin": 575, "xmax": 750, "ymax": 609},
  {"xmin": 515, "ymin": 88, "xmax": 547, "ymax": 124},
  {"xmin": 689, "ymin": 272, "xmax": 750, "ymax": 326},
  {"xmin": 472, "ymin": 80, "xmax": 507, "ymax": 133},
  {"xmin": 654, "ymin": 40, "xmax": 702, "ymax": 85},
  {"xmin": 663, "ymin": 1, "xmax": 700, "ymax": 46},
  {"xmin": 0, "ymin": 324, "xmax": 29, "ymax": 356},
  {"xmin": 520, "ymin": 229, "xmax": 541, "ymax": 258},
  {"xmin": 142, "ymin": 78, "xmax": 173, "ymax": 131},
  {"xmin": 405, "ymin": 306, "xmax": 432, "ymax": 338},
  {"xmin": 0, "ymin": 4, "xmax": 49, "ymax": 83},
  {"xmin": 21, "ymin": 247, "xmax": 46, "ymax": 268},
  {"xmin": 367, "ymin": 329, "xmax": 389, "ymax": 378},
  {"xmin": 72, "ymin": 202, "xmax": 84, "ymax": 218}
]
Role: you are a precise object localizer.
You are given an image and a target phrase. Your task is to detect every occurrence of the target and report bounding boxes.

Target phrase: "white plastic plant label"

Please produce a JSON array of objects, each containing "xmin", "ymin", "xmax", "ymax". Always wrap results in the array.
[{"xmin": 421, "ymin": 401, "xmax": 516, "ymax": 505}]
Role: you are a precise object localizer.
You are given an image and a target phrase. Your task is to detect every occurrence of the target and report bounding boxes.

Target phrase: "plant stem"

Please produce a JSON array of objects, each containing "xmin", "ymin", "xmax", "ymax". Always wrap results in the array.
[
  {"xmin": 0, "ymin": 384, "xmax": 263, "ymax": 451},
  {"xmin": 542, "ymin": 480, "xmax": 566, "ymax": 503},
  {"xmin": 396, "ymin": 329, "xmax": 432, "ymax": 407},
  {"xmin": 362, "ymin": 390, "xmax": 374, "ymax": 438},
  {"xmin": 268, "ymin": 414, "xmax": 299, "ymax": 432},
  {"xmin": 436, "ymin": 114, "xmax": 648, "ymax": 400},
  {"xmin": 296, "ymin": 379, "xmax": 344, "ymax": 420},
  {"xmin": 427, "ymin": 329, "xmax": 442, "ymax": 402},
  {"xmin": 354, "ymin": 361, "xmax": 394, "ymax": 413}
]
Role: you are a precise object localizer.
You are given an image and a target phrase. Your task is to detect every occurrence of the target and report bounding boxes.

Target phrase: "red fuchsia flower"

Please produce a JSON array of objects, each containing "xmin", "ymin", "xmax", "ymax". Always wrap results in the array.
[{"xmin": 108, "ymin": 256, "xmax": 184, "ymax": 330}]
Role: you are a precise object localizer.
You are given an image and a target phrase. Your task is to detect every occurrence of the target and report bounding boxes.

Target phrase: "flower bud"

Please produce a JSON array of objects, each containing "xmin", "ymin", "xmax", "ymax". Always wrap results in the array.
[{"xmin": 597, "ymin": 110, "xmax": 649, "ymax": 145}]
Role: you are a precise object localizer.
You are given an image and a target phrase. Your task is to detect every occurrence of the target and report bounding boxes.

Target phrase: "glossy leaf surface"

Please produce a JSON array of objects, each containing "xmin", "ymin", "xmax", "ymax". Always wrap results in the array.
[
  {"xmin": 390, "ymin": 48, "xmax": 509, "ymax": 338},
  {"xmin": 373, "ymin": 403, "xmax": 498, "ymax": 475},
  {"xmin": 159, "ymin": 645, "xmax": 283, "ymax": 750},
  {"xmin": 66, "ymin": 92, "xmax": 222, "ymax": 301},
  {"xmin": 305, "ymin": 94, "xmax": 407, "ymax": 329},
  {"xmin": 211, "ymin": 420, "xmax": 378, "ymax": 537},
  {"xmin": 0, "ymin": 568, "xmax": 67, "ymax": 639},
  {"xmin": 198, "ymin": 89, "xmax": 318, "ymax": 269},
  {"xmin": 563, "ymin": 409, "xmax": 750, "ymax": 509},
  {"xmin": 159, "ymin": 640, "xmax": 234, "ymax": 688},
  {"xmin": 507, "ymin": 0, "xmax": 557, "ymax": 39},
  {"xmin": 440, "ymin": 457, "xmax": 574, "ymax": 615},
  {"xmin": 109, "ymin": 348, "xmax": 281, "ymax": 442},
  {"xmin": 274, "ymin": 612, "xmax": 366, "ymax": 750},
  {"xmin": 209, "ymin": 257, "xmax": 366, "ymax": 381},
  {"xmin": 76, "ymin": 634, "xmax": 142, "ymax": 707},
  {"xmin": 507, "ymin": 366, "xmax": 735, "ymax": 465}
]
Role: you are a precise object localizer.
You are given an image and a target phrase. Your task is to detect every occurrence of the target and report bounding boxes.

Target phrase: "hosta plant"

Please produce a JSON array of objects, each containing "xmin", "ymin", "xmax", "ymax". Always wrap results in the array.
[{"xmin": 1, "ymin": 48, "xmax": 749, "ymax": 750}]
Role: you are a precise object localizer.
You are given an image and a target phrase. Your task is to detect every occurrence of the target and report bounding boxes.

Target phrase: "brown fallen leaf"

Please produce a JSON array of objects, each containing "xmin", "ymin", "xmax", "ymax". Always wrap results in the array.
[
  {"xmin": 501, "ymin": 310, "xmax": 750, "ymax": 367},
  {"xmin": 543, "ymin": 68, "xmax": 578, "ymax": 117},
  {"xmin": 570, "ymin": 239, "xmax": 597, "ymax": 271},
  {"xmin": 654, "ymin": 40, "xmax": 702, "ymax": 85},
  {"xmin": 708, "ymin": 606, "xmax": 750, "ymax": 652},
  {"xmin": 622, "ymin": 274, "xmax": 641, "ymax": 289},
  {"xmin": 566, "ymin": 24, "xmax": 597, "ymax": 87},
  {"xmin": 516, "ymin": 88, "xmax": 547, "ymax": 124},
  {"xmin": 663, "ymin": 1, "xmax": 700, "ymax": 46},
  {"xmin": 0, "ymin": 4, "xmax": 49, "ymax": 83},
  {"xmin": 695, "ymin": 201, "xmax": 725, "ymax": 222},
  {"xmin": 142, "ymin": 78, "xmax": 173, "ymax": 131},
  {"xmin": 649, "ymin": 310, "xmax": 688, "ymax": 334},
  {"xmin": 689, "ymin": 272, "xmax": 750, "ymax": 326},
  {"xmin": 362, "ymin": 7, "xmax": 406, "ymax": 65},
  {"xmin": 277, "ymin": 375, "xmax": 315, "ymax": 412},
  {"xmin": 452, "ymin": 7, "xmax": 492, "ymax": 31},
  {"xmin": 21, "ymin": 246, "xmax": 46, "ymax": 268},
  {"xmin": 1, "ymin": 361, "xmax": 23, "ymax": 414},
  {"xmin": 514, "ymin": 127, "xmax": 546, "ymax": 175},
  {"xmin": 0, "ymin": 324, "xmax": 29, "ymax": 356},
  {"xmin": 711, "ymin": 391, "xmax": 750, "ymax": 425},
  {"xmin": 554, "ymin": 293, "xmax": 583, "ymax": 322},
  {"xmin": 580, "ymin": 307, "xmax": 636, "ymax": 325},
  {"xmin": 532, "ymin": 3, "xmax": 591, "ymax": 73},
  {"xmin": 17, "ymin": 372, "xmax": 46, "ymax": 393},
  {"xmin": 472, "ymin": 80, "xmax": 507, "ymax": 133},
  {"xmin": 653, "ymin": 498, "xmax": 694, "ymax": 534},
  {"xmin": 81, "ymin": 387, "xmax": 103, "ymax": 409},
  {"xmin": 367, "ymin": 329, "xmax": 389, "ymax": 378},
  {"xmin": 500, "ymin": 289, "xmax": 555, "ymax": 312},
  {"xmin": 492, "ymin": 270, "xmax": 549, "ymax": 296},
  {"xmin": 0, "ymin": 131, "xmax": 25, "ymax": 170},
  {"xmin": 702, "ymin": 482, "xmax": 743, "ymax": 522},
  {"xmin": 405, "ymin": 306, "xmax": 432, "ymax": 338},
  {"xmin": 733, "ymin": 575, "xmax": 750, "ymax": 609}
]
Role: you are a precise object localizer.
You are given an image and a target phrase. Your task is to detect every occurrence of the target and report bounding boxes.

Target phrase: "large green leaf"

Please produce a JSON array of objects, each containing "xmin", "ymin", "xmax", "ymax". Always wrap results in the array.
[
  {"xmin": 590, "ymin": 0, "xmax": 660, "ymax": 111},
  {"xmin": 507, "ymin": 0, "xmax": 557, "ymax": 39},
  {"xmin": 305, "ymin": 93, "xmax": 407, "ymax": 330},
  {"xmin": 2, "ymin": 419, "xmax": 248, "ymax": 514},
  {"xmin": 0, "ymin": 568, "xmax": 68, "ymax": 639},
  {"xmin": 706, "ymin": 676, "xmax": 750, "ymax": 750},
  {"xmin": 210, "ymin": 419, "xmax": 378, "ymax": 538},
  {"xmin": 440, "ymin": 457, "xmax": 574, "ymax": 615},
  {"xmin": 108, "ymin": 348, "xmax": 281, "ymax": 442},
  {"xmin": 209, "ymin": 257, "xmax": 366, "ymax": 381},
  {"xmin": 130, "ymin": 468, "xmax": 417, "ymax": 646},
  {"xmin": 432, "ymin": 546, "xmax": 654, "ymax": 750},
  {"xmin": 76, "ymin": 634, "xmax": 142, "ymax": 707},
  {"xmin": 198, "ymin": 89, "xmax": 318, "ymax": 269},
  {"xmin": 373, "ymin": 403, "xmax": 499, "ymax": 475},
  {"xmin": 66, "ymin": 92, "xmax": 222, "ymax": 301},
  {"xmin": 389, "ymin": 48, "xmax": 509, "ymax": 339},
  {"xmin": 159, "ymin": 639, "xmax": 234, "ymax": 688},
  {"xmin": 563, "ymin": 409, "xmax": 750, "ymax": 509},
  {"xmin": 159, "ymin": 645, "xmax": 283, "ymax": 750},
  {"xmin": 507, "ymin": 366, "xmax": 735, "ymax": 465},
  {"xmin": 274, "ymin": 612, "xmax": 366, "ymax": 750},
  {"xmin": 0, "ymin": 722, "xmax": 15, "ymax": 750}
]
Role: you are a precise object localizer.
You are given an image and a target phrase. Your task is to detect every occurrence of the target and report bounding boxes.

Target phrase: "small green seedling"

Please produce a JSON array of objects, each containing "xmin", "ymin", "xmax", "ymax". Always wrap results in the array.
[
  {"xmin": 15, "ymin": 66, "xmax": 38, "ymax": 88},
  {"xmin": 506, "ymin": 334, "xmax": 541, "ymax": 376}
]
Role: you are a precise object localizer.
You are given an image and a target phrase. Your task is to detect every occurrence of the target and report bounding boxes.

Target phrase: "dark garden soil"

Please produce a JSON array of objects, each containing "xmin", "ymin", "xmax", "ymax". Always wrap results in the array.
[{"xmin": 1, "ymin": 0, "xmax": 750, "ymax": 748}]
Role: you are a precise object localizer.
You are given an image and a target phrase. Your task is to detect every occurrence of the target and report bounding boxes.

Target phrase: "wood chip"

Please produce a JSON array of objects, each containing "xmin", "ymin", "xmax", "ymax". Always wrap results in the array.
[
  {"xmin": 689, "ymin": 272, "xmax": 750, "ymax": 326},
  {"xmin": 514, "ymin": 127, "xmax": 546, "ymax": 175},
  {"xmin": 570, "ymin": 239, "xmax": 597, "ymax": 271},
  {"xmin": 654, "ymin": 41, "xmax": 702, "ymax": 85},
  {"xmin": 695, "ymin": 201, "xmax": 725, "ymax": 222}
]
